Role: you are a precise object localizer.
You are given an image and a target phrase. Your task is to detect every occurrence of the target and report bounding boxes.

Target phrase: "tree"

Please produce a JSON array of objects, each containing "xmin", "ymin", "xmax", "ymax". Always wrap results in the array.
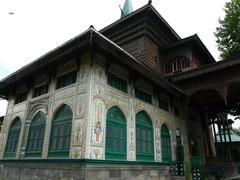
[{"xmin": 215, "ymin": 0, "xmax": 240, "ymax": 59}]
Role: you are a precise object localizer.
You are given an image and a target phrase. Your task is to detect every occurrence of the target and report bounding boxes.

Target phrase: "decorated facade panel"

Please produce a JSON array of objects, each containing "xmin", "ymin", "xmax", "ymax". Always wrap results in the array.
[
  {"xmin": 75, "ymin": 94, "xmax": 87, "ymax": 119},
  {"xmin": 89, "ymin": 98, "xmax": 106, "ymax": 160},
  {"xmin": 5, "ymin": 98, "xmax": 14, "ymax": 111},
  {"xmin": 33, "ymin": 74, "xmax": 50, "ymax": 87},
  {"xmin": 78, "ymin": 54, "xmax": 91, "ymax": 84},
  {"xmin": 55, "ymin": 59, "xmax": 78, "ymax": 77},
  {"xmin": 54, "ymin": 85, "xmax": 76, "ymax": 101},
  {"xmin": 12, "ymin": 103, "xmax": 27, "ymax": 114},
  {"xmin": 71, "ymin": 117, "xmax": 85, "ymax": 159}
]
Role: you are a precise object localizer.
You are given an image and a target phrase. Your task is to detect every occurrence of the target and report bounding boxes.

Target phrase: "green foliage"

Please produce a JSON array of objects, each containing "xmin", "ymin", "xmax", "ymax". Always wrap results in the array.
[{"xmin": 215, "ymin": 0, "xmax": 240, "ymax": 59}]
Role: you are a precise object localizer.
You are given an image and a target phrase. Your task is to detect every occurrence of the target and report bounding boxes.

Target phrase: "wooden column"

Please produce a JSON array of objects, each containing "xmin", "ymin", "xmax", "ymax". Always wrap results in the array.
[{"xmin": 204, "ymin": 110, "xmax": 213, "ymax": 156}]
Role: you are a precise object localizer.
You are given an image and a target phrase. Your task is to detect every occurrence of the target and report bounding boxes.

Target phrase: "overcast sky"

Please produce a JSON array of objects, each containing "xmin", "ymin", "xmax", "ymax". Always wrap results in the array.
[{"xmin": 1, "ymin": 0, "xmax": 237, "ymax": 127}]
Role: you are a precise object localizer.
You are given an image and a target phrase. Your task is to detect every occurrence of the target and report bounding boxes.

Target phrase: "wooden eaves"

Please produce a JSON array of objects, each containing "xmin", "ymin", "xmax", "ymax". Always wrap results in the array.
[{"xmin": 0, "ymin": 27, "xmax": 186, "ymax": 100}]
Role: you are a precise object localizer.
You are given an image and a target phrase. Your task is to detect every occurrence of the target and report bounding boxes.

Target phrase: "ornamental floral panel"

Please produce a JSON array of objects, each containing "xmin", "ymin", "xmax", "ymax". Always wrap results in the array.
[
  {"xmin": 90, "ymin": 147, "xmax": 103, "ymax": 160},
  {"xmin": 91, "ymin": 98, "xmax": 105, "ymax": 144},
  {"xmin": 73, "ymin": 120, "xmax": 83, "ymax": 145}
]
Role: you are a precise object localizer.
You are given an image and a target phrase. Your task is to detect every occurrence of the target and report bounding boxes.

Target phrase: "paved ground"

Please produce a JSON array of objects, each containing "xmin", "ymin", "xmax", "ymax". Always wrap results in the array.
[{"xmin": 228, "ymin": 175, "xmax": 240, "ymax": 180}]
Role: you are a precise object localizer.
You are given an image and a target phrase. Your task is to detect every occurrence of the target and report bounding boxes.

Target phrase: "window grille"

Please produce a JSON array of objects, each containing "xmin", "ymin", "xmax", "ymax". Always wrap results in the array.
[
  {"xmin": 33, "ymin": 83, "xmax": 49, "ymax": 98},
  {"xmin": 165, "ymin": 55, "xmax": 191, "ymax": 74},
  {"xmin": 48, "ymin": 105, "xmax": 72, "ymax": 157},
  {"xmin": 56, "ymin": 71, "xmax": 77, "ymax": 89},
  {"xmin": 105, "ymin": 107, "xmax": 127, "ymax": 160},
  {"xmin": 136, "ymin": 111, "xmax": 154, "ymax": 161},
  {"xmin": 15, "ymin": 92, "xmax": 27, "ymax": 104},
  {"xmin": 107, "ymin": 73, "xmax": 127, "ymax": 93},
  {"xmin": 161, "ymin": 124, "xmax": 172, "ymax": 162},
  {"xmin": 25, "ymin": 111, "xmax": 46, "ymax": 157},
  {"xmin": 4, "ymin": 117, "xmax": 21, "ymax": 158}
]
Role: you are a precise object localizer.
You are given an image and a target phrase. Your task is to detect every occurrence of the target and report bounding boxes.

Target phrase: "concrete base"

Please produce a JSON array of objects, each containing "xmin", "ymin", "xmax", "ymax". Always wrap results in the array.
[{"xmin": 0, "ymin": 159, "xmax": 176, "ymax": 180}]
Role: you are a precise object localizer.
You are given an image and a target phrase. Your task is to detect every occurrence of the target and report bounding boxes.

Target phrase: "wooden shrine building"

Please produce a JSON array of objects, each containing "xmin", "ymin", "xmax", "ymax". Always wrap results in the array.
[{"xmin": 0, "ymin": 1, "xmax": 239, "ymax": 179}]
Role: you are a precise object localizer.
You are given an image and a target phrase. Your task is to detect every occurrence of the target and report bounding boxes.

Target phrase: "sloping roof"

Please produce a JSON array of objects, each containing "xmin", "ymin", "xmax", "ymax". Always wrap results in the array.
[
  {"xmin": 0, "ymin": 27, "xmax": 186, "ymax": 100},
  {"xmin": 216, "ymin": 129, "xmax": 240, "ymax": 142},
  {"xmin": 100, "ymin": 3, "xmax": 181, "ymax": 40},
  {"xmin": 160, "ymin": 34, "xmax": 216, "ymax": 64}
]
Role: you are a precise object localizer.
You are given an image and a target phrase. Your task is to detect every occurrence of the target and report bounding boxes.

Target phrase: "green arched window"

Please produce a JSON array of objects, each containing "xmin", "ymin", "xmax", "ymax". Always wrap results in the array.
[
  {"xmin": 136, "ymin": 111, "xmax": 154, "ymax": 161},
  {"xmin": 161, "ymin": 124, "xmax": 172, "ymax": 162},
  {"xmin": 105, "ymin": 107, "xmax": 126, "ymax": 160},
  {"xmin": 49, "ymin": 105, "xmax": 72, "ymax": 158},
  {"xmin": 4, "ymin": 117, "xmax": 21, "ymax": 158},
  {"xmin": 25, "ymin": 111, "xmax": 46, "ymax": 157}
]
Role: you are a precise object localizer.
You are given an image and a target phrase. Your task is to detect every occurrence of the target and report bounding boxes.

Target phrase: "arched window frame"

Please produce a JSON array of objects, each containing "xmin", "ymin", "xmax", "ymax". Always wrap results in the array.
[
  {"xmin": 136, "ymin": 111, "xmax": 154, "ymax": 161},
  {"xmin": 25, "ymin": 111, "xmax": 46, "ymax": 157},
  {"xmin": 48, "ymin": 104, "xmax": 72, "ymax": 158},
  {"xmin": 4, "ymin": 117, "xmax": 22, "ymax": 158},
  {"xmin": 161, "ymin": 124, "xmax": 172, "ymax": 162},
  {"xmin": 165, "ymin": 55, "xmax": 191, "ymax": 74},
  {"xmin": 105, "ymin": 106, "xmax": 127, "ymax": 160}
]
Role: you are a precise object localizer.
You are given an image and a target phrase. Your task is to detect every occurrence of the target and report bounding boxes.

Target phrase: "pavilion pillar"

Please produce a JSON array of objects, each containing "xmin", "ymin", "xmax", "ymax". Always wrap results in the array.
[
  {"xmin": 226, "ymin": 121, "xmax": 233, "ymax": 160},
  {"xmin": 204, "ymin": 109, "xmax": 216, "ymax": 156},
  {"xmin": 212, "ymin": 120, "xmax": 217, "ymax": 143}
]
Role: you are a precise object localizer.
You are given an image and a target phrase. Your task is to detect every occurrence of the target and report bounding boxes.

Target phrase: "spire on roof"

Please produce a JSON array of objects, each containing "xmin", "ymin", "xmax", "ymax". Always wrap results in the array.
[{"xmin": 121, "ymin": 0, "xmax": 133, "ymax": 18}]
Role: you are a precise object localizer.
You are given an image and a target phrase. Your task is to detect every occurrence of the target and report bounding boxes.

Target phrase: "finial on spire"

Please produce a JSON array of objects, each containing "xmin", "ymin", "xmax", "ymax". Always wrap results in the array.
[
  {"xmin": 148, "ymin": 0, "xmax": 152, "ymax": 5},
  {"xmin": 120, "ymin": 0, "xmax": 134, "ymax": 18}
]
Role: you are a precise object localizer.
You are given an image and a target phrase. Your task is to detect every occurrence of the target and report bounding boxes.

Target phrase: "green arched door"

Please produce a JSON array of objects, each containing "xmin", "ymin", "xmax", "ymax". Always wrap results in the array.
[
  {"xmin": 49, "ymin": 105, "xmax": 72, "ymax": 158},
  {"xmin": 136, "ymin": 111, "xmax": 154, "ymax": 161},
  {"xmin": 4, "ymin": 117, "xmax": 21, "ymax": 158},
  {"xmin": 161, "ymin": 124, "xmax": 172, "ymax": 162},
  {"xmin": 105, "ymin": 107, "xmax": 126, "ymax": 160},
  {"xmin": 25, "ymin": 111, "xmax": 46, "ymax": 157}
]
